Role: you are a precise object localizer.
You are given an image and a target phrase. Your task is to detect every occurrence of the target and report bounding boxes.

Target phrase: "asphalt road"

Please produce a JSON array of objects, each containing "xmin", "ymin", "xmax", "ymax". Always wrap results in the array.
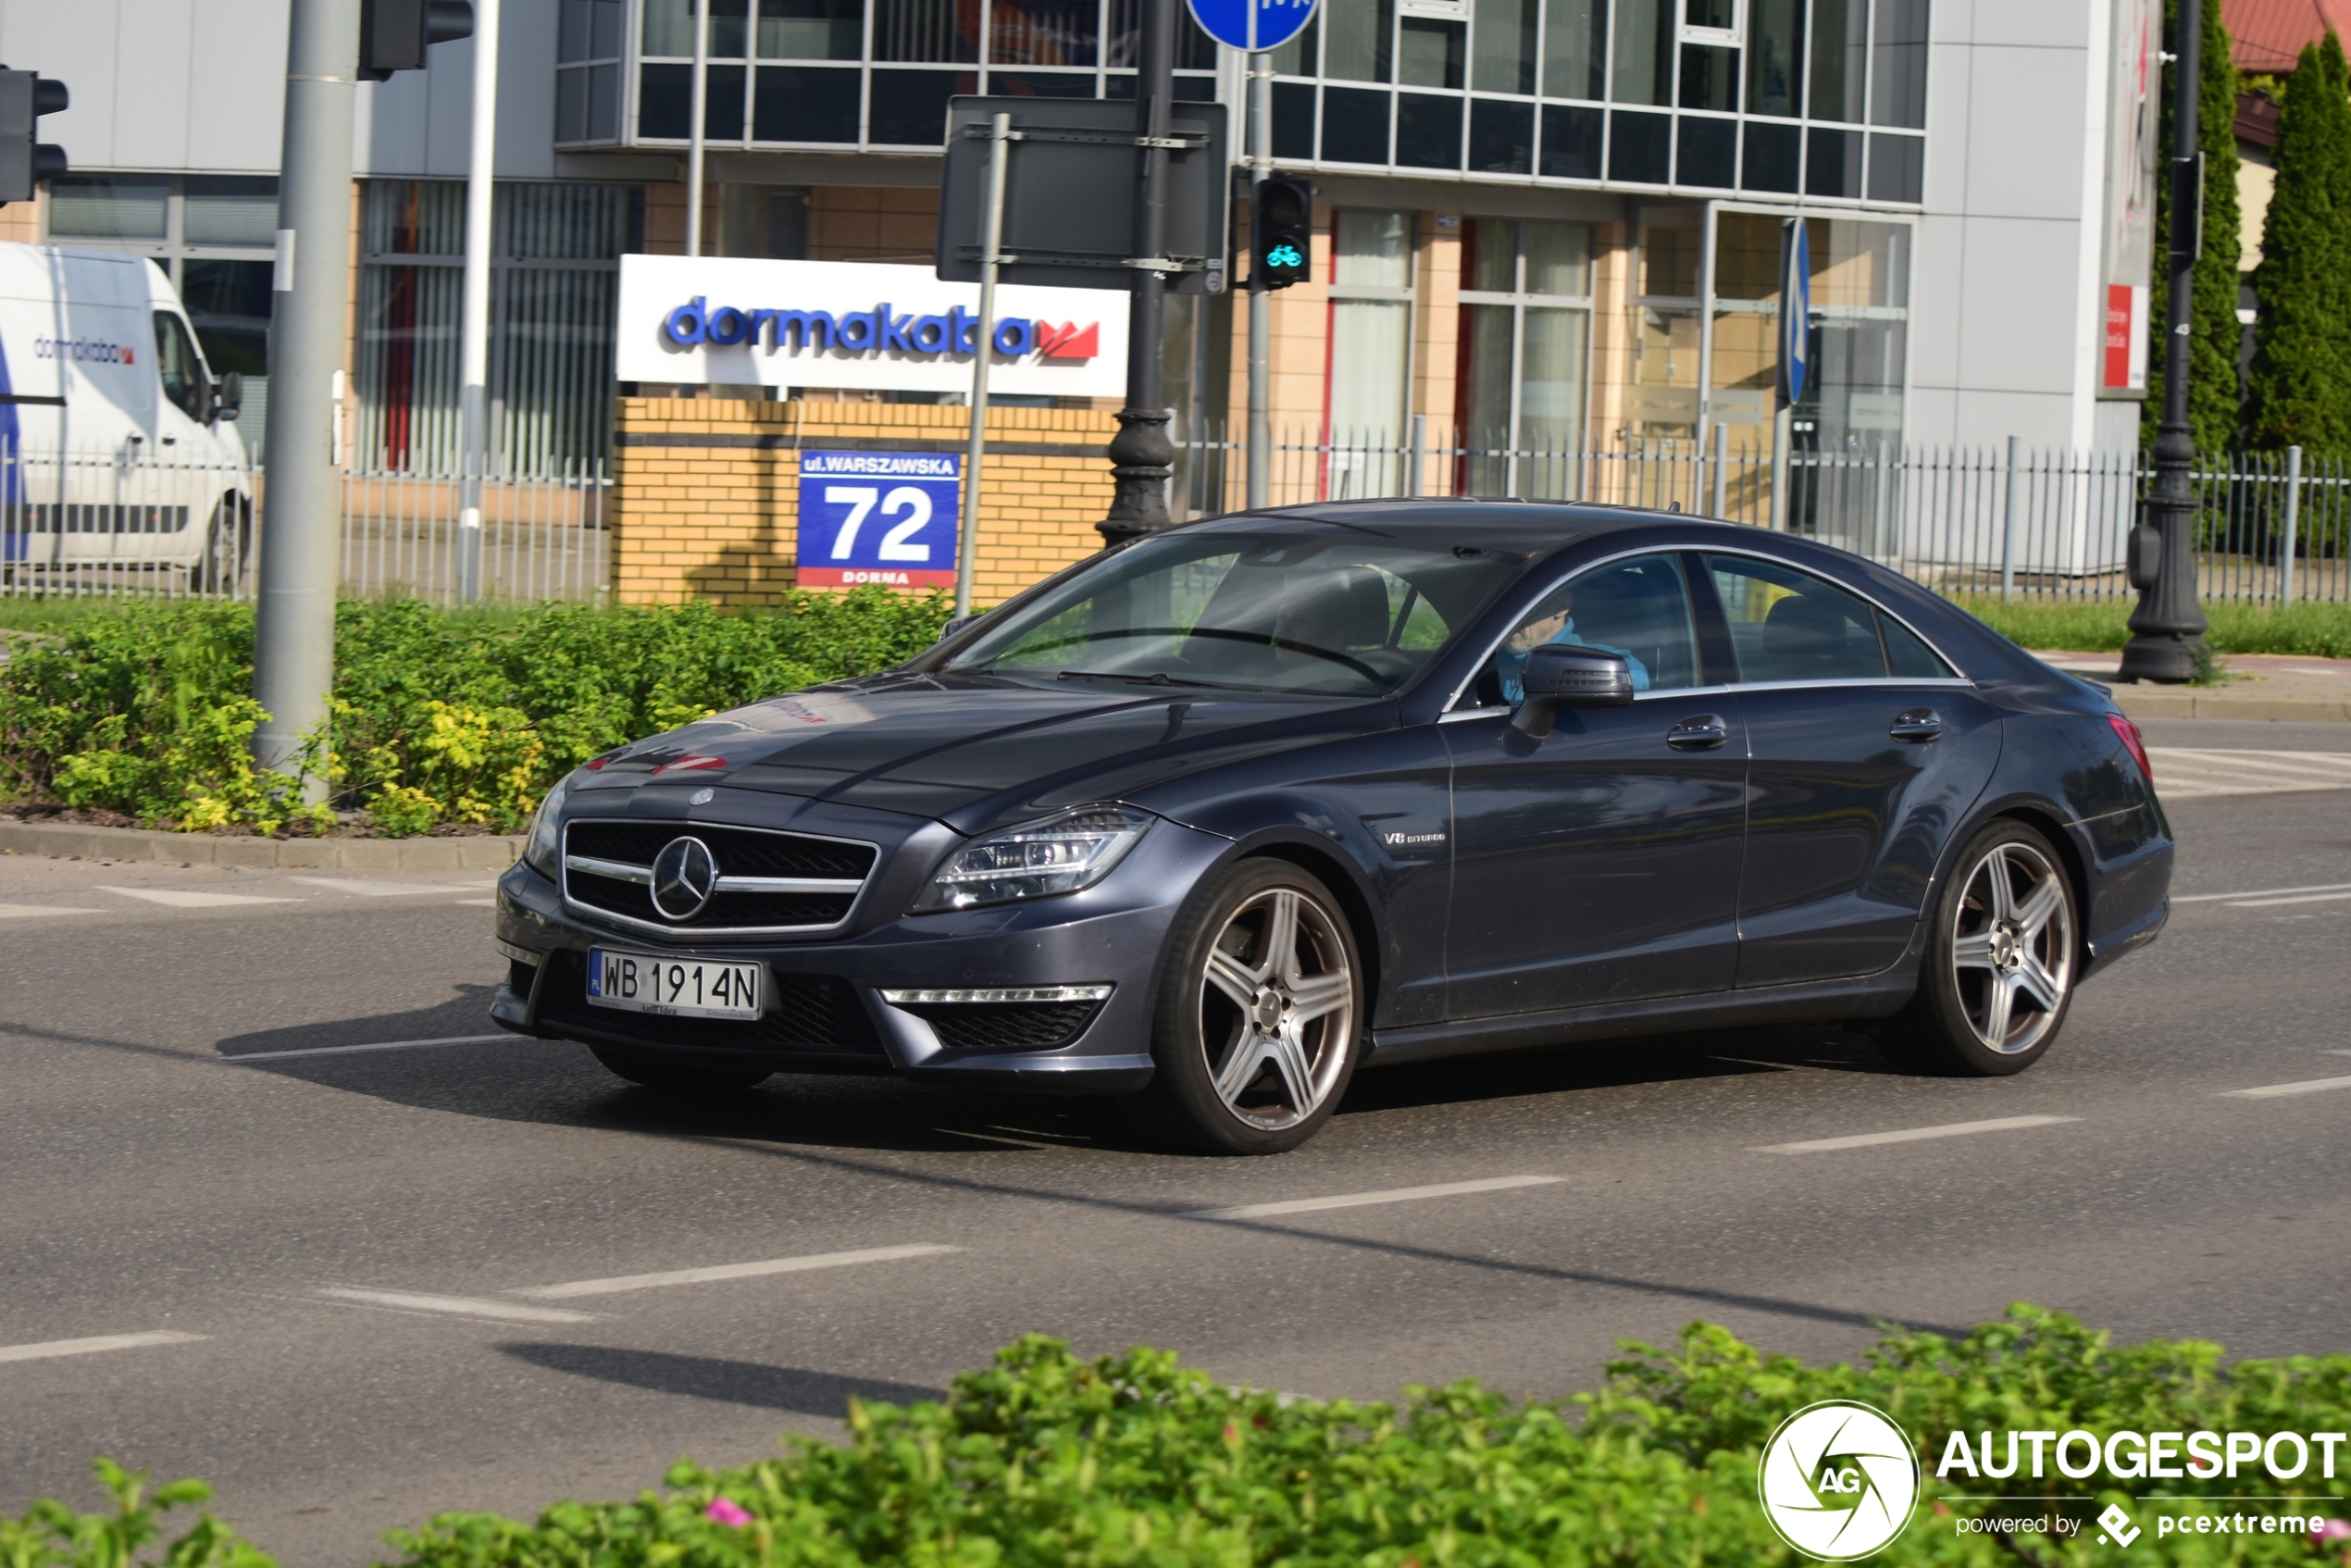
[{"xmin": 3, "ymin": 718, "xmax": 2347, "ymax": 1563}]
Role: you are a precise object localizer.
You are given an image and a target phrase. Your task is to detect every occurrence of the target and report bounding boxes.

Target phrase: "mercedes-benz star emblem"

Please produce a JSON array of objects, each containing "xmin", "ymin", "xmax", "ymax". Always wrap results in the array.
[{"xmin": 649, "ymin": 836, "xmax": 719, "ymax": 920}]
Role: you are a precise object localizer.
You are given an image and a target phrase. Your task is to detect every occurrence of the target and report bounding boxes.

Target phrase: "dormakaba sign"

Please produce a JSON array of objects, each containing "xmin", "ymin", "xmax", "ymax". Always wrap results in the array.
[{"xmin": 615, "ymin": 256, "xmax": 1126, "ymax": 397}]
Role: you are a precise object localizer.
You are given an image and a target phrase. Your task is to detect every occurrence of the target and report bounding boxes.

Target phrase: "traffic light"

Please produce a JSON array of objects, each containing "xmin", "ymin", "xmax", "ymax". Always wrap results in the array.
[
  {"xmin": 359, "ymin": 0, "xmax": 476, "ymax": 81},
  {"xmin": 1251, "ymin": 175, "xmax": 1312, "ymax": 290},
  {"xmin": 0, "ymin": 69, "xmax": 68, "ymax": 206}
]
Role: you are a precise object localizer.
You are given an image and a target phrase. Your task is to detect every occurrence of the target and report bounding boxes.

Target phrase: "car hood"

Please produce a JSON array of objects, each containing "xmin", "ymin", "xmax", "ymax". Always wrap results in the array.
[{"xmin": 571, "ymin": 671, "xmax": 1396, "ymax": 834}]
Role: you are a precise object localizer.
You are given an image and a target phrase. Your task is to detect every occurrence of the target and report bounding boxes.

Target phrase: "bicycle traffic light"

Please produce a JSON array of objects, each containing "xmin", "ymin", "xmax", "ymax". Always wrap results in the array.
[
  {"xmin": 1252, "ymin": 175, "xmax": 1313, "ymax": 290},
  {"xmin": 359, "ymin": 0, "xmax": 476, "ymax": 81},
  {"xmin": 0, "ymin": 69, "xmax": 68, "ymax": 206}
]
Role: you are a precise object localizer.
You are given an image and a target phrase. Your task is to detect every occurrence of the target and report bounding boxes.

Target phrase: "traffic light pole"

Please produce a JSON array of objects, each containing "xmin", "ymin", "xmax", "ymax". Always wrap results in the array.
[
  {"xmin": 455, "ymin": 0, "xmax": 500, "ymax": 604},
  {"xmin": 2118, "ymin": 0, "xmax": 2209, "ymax": 684},
  {"xmin": 1099, "ymin": 0, "xmax": 1176, "ymax": 545},
  {"xmin": 254, "ymin": 0, "xmax": 361, "ymax": 798},
  {"xmin": 1245, "ymin": 49, "xmax": 1271, "ymax": 512}
]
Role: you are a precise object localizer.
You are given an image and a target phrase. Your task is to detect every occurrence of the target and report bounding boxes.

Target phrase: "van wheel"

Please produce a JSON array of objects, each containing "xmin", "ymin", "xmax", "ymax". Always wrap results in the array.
[
  {"xmin": 587, "ymin": 1043, "xmax": 771, "ymax": 1093},
  {"xmin": 1874, "ymin": 821, "xmax": 2079, "ymax": 1076},
  {"xmin": 1124, "ymin": 859, "xmax": 1364, "ymax": 1154},
  {"xmin": 190, "ymin": 496, "xmax": 248, "ymax": 593}
]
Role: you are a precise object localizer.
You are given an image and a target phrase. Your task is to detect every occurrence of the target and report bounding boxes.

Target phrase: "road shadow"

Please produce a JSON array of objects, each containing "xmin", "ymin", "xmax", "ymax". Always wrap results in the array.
[{"xmin": 502, "ymin": 1343, "xmax": 944, "ymax": 1415}]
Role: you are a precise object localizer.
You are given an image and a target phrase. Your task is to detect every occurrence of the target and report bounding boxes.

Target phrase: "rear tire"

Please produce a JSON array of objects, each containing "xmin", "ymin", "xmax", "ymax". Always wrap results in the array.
[
  {"xmin": 1874, "ymin": 820, "xmax": 2078, "ymax": 1076},
  {"xmin": 588, "ymin": 1043, "xmax": 771, "ymax": 1093},
  {"xmin": 1126, "ymin": 858, "xmax": 1364, "ymax": 1154},
  {"xmin": 190, "ymin": 495, "xmax": 248, "ymax": 593}
]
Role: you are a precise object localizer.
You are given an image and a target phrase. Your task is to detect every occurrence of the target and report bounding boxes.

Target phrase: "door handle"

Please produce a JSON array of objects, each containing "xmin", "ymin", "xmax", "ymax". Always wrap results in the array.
[
  {"xmin": 1890, "ymin": 709, "xmax": 1945, "ymax": 742},
  {"xmin": 1666, "ymin": 714, "xmax": 1729, "ymax": 751}
]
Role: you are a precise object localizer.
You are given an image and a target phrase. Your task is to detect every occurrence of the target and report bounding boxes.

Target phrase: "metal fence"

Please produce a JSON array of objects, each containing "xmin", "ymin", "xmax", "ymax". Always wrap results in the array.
[
  {"xmin": 0, "ymin": 448, "xmax": 609, "ymax": 604},
  {"xmin": 1174, "ymin": 424, "xmax": 2351, "ymax": 605}
]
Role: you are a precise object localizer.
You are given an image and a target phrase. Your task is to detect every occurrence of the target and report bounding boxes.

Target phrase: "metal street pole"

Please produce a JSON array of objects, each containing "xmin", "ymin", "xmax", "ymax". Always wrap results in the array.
[
  {"xmin": 253, "ymin": 0, "xmax": 360, "ymax": 799},
  {"xmin": 685, "ymin": 0, "xmax": 709, "ymax": 256},
  {"xmin": 1099, "ymin": 0, "xmax": 1176, "ymax": 544},
  {"xmin": 957, "ymin": 111, "xmax": 1011, "ymax": 619},
  {"xmin": 1245, "ymin": 43, "xmax": 1271, "ymax": 511},
  {"xmin": 2119, "ymin": 0, "xmax": 2209, "ymax": 683},
  {"xmin": 455, "ymin": 0, "xmax": 500, "ymax": 604}
]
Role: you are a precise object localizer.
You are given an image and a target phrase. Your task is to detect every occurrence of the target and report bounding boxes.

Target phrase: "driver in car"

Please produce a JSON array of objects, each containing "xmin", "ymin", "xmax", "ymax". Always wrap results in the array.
[{"xmin": 1496, "ymin": 587, "xmax": 1651, "ymax": 702}]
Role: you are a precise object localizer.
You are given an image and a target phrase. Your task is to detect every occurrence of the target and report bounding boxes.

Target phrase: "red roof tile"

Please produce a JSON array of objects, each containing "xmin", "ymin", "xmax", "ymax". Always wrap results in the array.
[{"xmin": 2224, "ymin": 0, "xmax": 2351, "ymax": 72}]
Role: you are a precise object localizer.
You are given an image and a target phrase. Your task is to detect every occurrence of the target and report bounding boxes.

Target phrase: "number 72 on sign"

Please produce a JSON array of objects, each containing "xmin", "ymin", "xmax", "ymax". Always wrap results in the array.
[{"xmin": 795, "ymin": 450, "xmax": 962, "ymax": 589}]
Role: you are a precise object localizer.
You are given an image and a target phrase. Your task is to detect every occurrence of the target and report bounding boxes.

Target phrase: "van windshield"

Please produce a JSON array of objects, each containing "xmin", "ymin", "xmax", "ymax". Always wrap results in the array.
[{"xmin": 940, "ymin": 530, "xmax": 1522, "ymax": 698}]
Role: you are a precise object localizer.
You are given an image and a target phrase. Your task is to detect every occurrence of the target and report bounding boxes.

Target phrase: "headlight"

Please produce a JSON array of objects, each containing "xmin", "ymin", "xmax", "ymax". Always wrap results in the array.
[
  {"xmin": 913, "ymin": 804, "xmax": 1153, "ymax": 912},
  {"xmin": 523, "ymin": 778, "xmax": 568, "ymax": 878}
]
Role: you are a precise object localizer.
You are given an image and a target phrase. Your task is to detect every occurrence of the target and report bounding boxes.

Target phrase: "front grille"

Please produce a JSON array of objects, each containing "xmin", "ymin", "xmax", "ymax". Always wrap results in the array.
[
  {"xmin": 562, "ymin": 819, "xmax": 877, "ymax": 935},
  {"xmin": 535, "ymin": 950, "xmax": 883, "ymax": 1055},
  {"xmin": 898, "ymin": 999, "xmax": 1105, "ymax": 1052}
]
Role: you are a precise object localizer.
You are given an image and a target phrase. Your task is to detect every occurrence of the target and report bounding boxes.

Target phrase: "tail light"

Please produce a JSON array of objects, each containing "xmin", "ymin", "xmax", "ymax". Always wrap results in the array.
[{"xmin": 2107, "ymin": 713, "xmax": 2152, "ymax": 781}]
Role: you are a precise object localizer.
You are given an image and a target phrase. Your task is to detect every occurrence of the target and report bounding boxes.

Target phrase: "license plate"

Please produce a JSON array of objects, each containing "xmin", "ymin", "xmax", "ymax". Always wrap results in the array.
[{"xmin": 586, "ymin": 949, "xmax": 764, "ymax": 1020}]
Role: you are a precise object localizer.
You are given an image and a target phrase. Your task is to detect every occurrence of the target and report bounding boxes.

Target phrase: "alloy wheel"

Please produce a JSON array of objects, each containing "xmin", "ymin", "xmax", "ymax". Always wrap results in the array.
[
  {"xmin": 1197, "ymin": 886, "xmax": 1356, "ymax": 1130},
  {"xmin": 1949, "ymin": 840, "xmax": 2074, "ymax": 1055}
]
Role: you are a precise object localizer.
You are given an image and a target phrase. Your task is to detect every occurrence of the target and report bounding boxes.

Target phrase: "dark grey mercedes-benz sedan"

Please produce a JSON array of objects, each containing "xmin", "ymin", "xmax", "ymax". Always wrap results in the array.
[{"xmin": 491, "ymin": 503, "xmax": 2171, "ymax": 1153}]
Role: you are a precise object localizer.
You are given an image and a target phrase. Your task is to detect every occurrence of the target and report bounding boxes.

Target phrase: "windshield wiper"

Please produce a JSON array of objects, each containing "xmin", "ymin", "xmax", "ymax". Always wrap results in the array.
[{"xmin": 1053, "ymin": 669, "xmax": 1264, "ymax": 691}]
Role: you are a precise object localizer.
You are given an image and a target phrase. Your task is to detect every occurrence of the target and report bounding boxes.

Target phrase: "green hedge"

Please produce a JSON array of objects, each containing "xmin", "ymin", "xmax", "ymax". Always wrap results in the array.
[
  {"xmin": 1955, "ymin": 596, "xmax": 2351, "ymax": 660},
  {"xmin": 0, "ymin": 592, "xmax": 951, "ymax": 836},
  {"xmin": 11, "ymin": 1308, "xmax": 2347, "ymax": 1567}
]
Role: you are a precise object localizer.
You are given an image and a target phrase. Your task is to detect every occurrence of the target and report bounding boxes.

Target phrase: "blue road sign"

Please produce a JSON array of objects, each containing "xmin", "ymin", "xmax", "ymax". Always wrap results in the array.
[
  {"xmin": 1186, "ymin": 0, "xmax": 1318, "ymax": 52},
  {"xmin": 795, "ymin": 451, "xmax": 961, "ymax": 590},
  {"xmin": 1779, "ymin": 218, "xmax": 1810, "ymax": 408}
]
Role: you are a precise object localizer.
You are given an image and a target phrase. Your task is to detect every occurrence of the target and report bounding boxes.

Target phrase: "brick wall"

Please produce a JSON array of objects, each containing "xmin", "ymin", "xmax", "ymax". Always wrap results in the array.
[{"xmin": 611, "ymin": 395, "xmax": 1120, "ymax": 606}]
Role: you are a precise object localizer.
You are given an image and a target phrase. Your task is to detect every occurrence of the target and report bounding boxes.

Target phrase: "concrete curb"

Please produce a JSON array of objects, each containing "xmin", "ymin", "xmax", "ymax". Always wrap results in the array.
[
  {"xmin": 2110, "ymin": 691, "xmax": 2351, "ymax": 722},
  {"xmin": 0, "ymin": 818, "xmax": 523, "ymax": 869}
]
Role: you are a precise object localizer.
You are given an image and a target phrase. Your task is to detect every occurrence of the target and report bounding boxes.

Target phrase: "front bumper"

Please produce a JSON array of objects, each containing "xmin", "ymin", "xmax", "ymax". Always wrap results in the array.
[{"xmin": 493, "ymin": 807, "xmax": 1234, "ymax": 1095}]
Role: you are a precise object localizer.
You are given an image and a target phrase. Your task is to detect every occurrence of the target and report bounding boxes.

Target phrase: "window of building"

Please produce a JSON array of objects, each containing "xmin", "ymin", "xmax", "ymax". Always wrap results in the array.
[
  {"xmin": 44, "ymin": 174, "xmax": 280, "ymax": 456},
  {"xmin": 1325, "ymin": 209, "xmax": 1416, "ymax": 497},
  {"xmin": 356, "ymin": 180, "xmax": 643, "ymax": 476},
  {"xmin": 1250, "ymin": 0, "xmax": 1923, "ymax": 196},
  {"xmin": 591, "ymin": 0, "xmax": 1216, "ymax": 150},
  {"xmin": 1456, "ymin": 218, "xmax": 1593, "ymax": 496}
]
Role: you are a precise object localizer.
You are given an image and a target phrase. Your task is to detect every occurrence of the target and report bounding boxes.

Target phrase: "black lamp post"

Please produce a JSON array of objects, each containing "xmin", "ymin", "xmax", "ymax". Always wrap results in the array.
[
  {"xmin": 2119, "ymin": 0, "xmax": 2211, "ymax": 684},
  {"xmin": 1099, "ymin": 0, "xmax": 1177, "ymax": 544}
]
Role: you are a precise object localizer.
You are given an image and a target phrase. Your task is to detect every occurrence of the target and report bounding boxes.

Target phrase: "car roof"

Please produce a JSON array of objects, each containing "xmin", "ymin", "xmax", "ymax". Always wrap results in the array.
[{"xmin": 1182, "ymin": 499, "xmax": 1727, "ymax": 554}]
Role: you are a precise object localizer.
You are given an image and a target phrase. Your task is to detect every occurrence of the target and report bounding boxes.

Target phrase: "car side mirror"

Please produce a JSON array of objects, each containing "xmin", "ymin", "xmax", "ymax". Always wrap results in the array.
[
  {"xmin": 216, "ymin": 369, "xmax": 243, "ymax": 423},
  {"xmin": 1510, "ymin": 645, "xmax": 1635, "ymax": 737},
  {"xmin": 936, "ymin": 612, "xmax": 983, "ymax": 643}
]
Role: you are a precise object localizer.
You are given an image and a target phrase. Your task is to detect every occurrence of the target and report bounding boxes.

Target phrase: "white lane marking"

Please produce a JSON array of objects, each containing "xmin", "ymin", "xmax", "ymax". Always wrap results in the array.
[
  {"xmin": 2221, "ymin": 1075, "xmax": 2351, "ymax": 1100},
  {"xmin": 97, "ymin": 886, "xmax": 294, "ymax": 908},
  {"xmin": 457, "ymin": 898, "xmax": 498, "ymax": 906},
  {"xmin": 223, "ymin": 1033, "xmax": 513, "ymax": 1063},
  {"xmin": 2229, "ymin": 890, "xmax": 2351, "ymax": 908},
  {"xmin": 1754, "ymin": 1114, "xmax": 2081, "ymax": 1154},
  {"xmin": 313, "ymin": 1287, "xmax": 592, "ymax": 1324},
  {"xmin": 0, "ymin": 1329, "xmax": 205, "ymax": 1365},
  {"xmin": 2175, "ymin": 882, "xmax": 2351, "ymax": 903},
  {"xmin": 0, "ymin": 903, "xmax": 100, "ymax": 918},
  {"xmin": 287, "ymin": 877, "xmax": 493, "ymax": 898},
  {"xmin": 2147, "ymin": 749, "xmax": 2351, "ymax": 799},
  {"xmin": 511, "ymin": 1243, "xmax": 962, "ymax": 1300},
  {"xmin": 1188, "ymin": 1174, "xmax": 1564, "ymax": 1221}
]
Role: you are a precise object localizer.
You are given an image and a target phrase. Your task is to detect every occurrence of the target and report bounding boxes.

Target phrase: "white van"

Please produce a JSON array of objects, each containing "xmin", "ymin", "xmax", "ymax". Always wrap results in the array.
[{"xmin": 0, "ymin": 243, "xmax": 255, "ymax": 590}]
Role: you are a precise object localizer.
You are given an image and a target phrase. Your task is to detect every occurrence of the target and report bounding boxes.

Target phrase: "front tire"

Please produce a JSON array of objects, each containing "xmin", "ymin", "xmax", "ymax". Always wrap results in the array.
[
  {"xmin": 1875, "ymin": 821, "xmax": 2078, "ymax": 1076},
  {"xmin": 588, "ymin": 1043, "xmax": 771, "ymax": 1094},
  {"xmin": 1127, "ymin": 859, "xmax": 1364, "ymax": 1154},
  {"xmin": 190, "ymin": 495, "xmax": 249, "ymax": 593}
]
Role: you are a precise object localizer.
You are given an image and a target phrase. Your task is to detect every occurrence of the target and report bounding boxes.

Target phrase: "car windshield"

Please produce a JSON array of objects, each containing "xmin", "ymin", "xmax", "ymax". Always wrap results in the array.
[{"xmin": 940, "ymin": 529, "xmax": 1524, "ymax": 697}]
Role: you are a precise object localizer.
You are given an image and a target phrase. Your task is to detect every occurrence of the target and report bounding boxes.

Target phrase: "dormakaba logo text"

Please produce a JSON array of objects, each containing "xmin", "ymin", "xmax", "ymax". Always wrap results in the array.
[{"xmin": 1758, "ymin": 1401, "xmax": 1922, "ymax": 1561}]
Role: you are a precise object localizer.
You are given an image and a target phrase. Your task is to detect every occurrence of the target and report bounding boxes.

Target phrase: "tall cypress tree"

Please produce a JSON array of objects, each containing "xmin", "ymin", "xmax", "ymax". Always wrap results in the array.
[
  {"xmin": 2246, "ymin": 32, "xmax": 2351, "ymax": 454},
  {"xmin": 2146, "ymin": 0, "xmax": 2245, "ymax": 453}
]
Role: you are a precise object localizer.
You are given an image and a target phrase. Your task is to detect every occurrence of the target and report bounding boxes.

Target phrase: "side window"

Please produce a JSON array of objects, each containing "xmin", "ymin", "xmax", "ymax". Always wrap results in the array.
[
  {"xmin": 1477, "ymin": 553, "xmax": 1702, "ymax": 704},
  {"xmin": 153, "ymin": 311, "xmax": 204, "ymax": 420},
  {"xmin": 1705, "ymin": 554, "xmax": 1889, "ymax": 683},
  {"xmin": 1880, "ymin": 612, "xmax": 1955, "ymax": 678}
]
